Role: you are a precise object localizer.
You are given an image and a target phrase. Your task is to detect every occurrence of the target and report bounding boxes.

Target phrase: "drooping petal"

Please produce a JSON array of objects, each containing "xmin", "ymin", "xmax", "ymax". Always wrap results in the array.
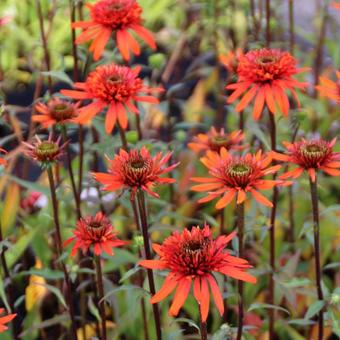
[
  {"xmin": 169, "ymin": 277, "xmax": 191, "ymax": 317},
  {"xmin": 150, "ymin": 274, "xmax": 178, "ymax": 304}
]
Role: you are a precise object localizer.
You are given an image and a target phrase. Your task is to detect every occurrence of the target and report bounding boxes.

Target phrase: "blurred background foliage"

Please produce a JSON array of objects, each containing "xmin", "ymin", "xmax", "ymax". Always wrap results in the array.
[{"xmin": 0, "ymin": 0, "xmax": 339, "ymax": 339}]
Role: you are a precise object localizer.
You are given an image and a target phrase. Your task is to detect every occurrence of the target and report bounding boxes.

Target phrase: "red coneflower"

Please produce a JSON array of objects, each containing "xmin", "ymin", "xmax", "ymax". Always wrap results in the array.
[
  {"xmin": 61, "ymin": 64, "xmax": 163, "ymax": 133},
  {"xmin": 191, "ymin": 148, "xmax": 285, "ymax": 209},
  {"xmin": 64, "ymin": 212, "xmax": 126, "ymax": 256},
  {"xmin": 139, "ymin": 224, "xmax": 256, "ymax": 321},
  {"xmin": 22, "ymin": 134, "xmax": 68, "ymax": 168},
  {"xmin": 93, "ymin": 146, "xmax": 178, "ymax": 199},
  {"xmin": 32, "ymin": 98, "xmax": 80, "ymax": 128},
  {"xmin": 226, "ymin": 48, "xmax": 308, "ymax": 120},
  {"xmin": 315, "ymin": 71, "xmax": 340, "ymax": 104},
  {"xmin": 0, "ymin": 309, "xmax": 16, "ymax": 333},
  {"xmin": 72, "ymin": 0, "xmax": 156, "ymax": 61},
  {"xmin": 0, "ymin": 148, "xmax": 7, "ymax": 166},
  {"xmin": 188, "ymin": 128, "xmax": 245, "ymax": 154},
  {"xmin": 271, "ymin": 138, "xmax": 340, "ymax": 182}
]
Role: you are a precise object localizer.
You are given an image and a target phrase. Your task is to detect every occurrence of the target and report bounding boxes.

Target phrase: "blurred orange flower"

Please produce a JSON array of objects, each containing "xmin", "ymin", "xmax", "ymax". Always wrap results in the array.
[
  {"xmin": 64, "ymin": 212, "xmax": 126, "ymax": 256},
  {"xmin": 72, "ymin": 0, "xmax": 156, "ymax": 61},
  {"xmin": 226, "ymin": 48, "xmax": 308, "ymax": 120},
  {"xmin": 32, "ymin": 98, "xmax": 80, "ymax": 128},
  {"xmin": 0, "ymin": 309, "xmax": 16, "ymax": 333},
  {"xmin": 188, "ymin": 128, "xmax": 245, "ymax": 154},
  {"xmin": 271, "ymin": 138, "xmax": 340, "ymax": 182},
  {"xmin": 191, "ymin": 149, "xmax": 284, "ymax": 209},
  {"xmin": 93, "ymin": 147, "xmax": 179, "ymax": 199},
  {"xmin": 61, "ymin": 64, "xmax": 163, "ymax": 133},
  {"xmin": 0, "ymin": 148, "xmax": 7, "ymax": 166},
  {"xmin": 140, "ymin": 224, "xmax": 256, "ymax": 321},
  {"xmin": 220, "ymin": 48, "xmax": 243, "ymax": 75},
  {"xmin": 315, "ymin": 71, "xmax": 340, "ymax": 104}
]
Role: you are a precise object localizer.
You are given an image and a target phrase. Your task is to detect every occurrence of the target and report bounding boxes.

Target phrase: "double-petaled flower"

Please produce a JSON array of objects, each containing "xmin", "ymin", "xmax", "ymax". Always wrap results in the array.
[
  {"xmin": 191, "ymin": 149, "xmax": 284, "ymax": 209},
  {"xmin": 72, "ymin": 0, "xmax": 156, "ymax": 61},
  {"xmin": 140, "ymin": 224, "xmax": 256, "ymax": 321},
  {"xmin": 226, "ymin": 48, "xmax": 308, "ymax": 120},
  {"xmin": 271, "ymin": 138, "xmax": 340, "ymax": 182},
  {"xmin": 0, "ymin": 309, "xmax": 16, "ymax": 333},
  {"xmin": 32, "ymin": 98, "xmax": 80, "ymax": 128},
  {"xmin": 92, "ymin": 146, "xmax": 179, "ymax": 199},
  {"xmin": 61, "ymin": 64, "xmax": 163, "ymax": 133},
  {"xmin": 188, "ymin": 128, "xmax": 245, "ymax": 154},
  {"xmin": 64, "ymin": 212, "xmax": 126, "ymax": 256},
  {"xmin": 22, "ymin": 134, "xmax": 67, "ymax": 168},
  {"xmin": 315, "ymin": 71, "xmax": 340, "ymax": 104}
]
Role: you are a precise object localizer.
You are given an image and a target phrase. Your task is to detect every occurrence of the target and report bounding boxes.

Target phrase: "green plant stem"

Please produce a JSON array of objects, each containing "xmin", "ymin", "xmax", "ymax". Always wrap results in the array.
[
  {"xmin": 309, "ymin": 177, "xmax": 324, "ymax": 340},
  {"xmin": 236, "ymin": 202, "xmax": 245, "ymax": 340},
  {"xmin": 135, "ymin": 113, "xmax": 143, "ymax": 141},
  {"xmin": 46, "ymin": 167, "xmax": 78, "ymax": 339},
  {"xmin": 0, "ymin": 224, "xmax": 19, "ymax": 340},
  {"xmin": 288, "ymin": 0, "xmax": 295, "ymax": 54},
  {"xmin": 268, "ymin": 113, "xmax": 278, "ymax": 340},
  {"xmin": 266, "ymin": 0, "xmax": 271, "ymax": 47},
  {"xmin": 61, "ymin": 126, "xmax": 81, "ymax": 219},
  {"xmin": 134, "ymin": 191, "xmax": 162, "ymax": 340},
  {"xmin": 118, "ymin": 123, "xmax": 128, "ymax": 151},
  {"xmin": 95, "ymin": 256, "xmax": 107, "ymax": 340}
]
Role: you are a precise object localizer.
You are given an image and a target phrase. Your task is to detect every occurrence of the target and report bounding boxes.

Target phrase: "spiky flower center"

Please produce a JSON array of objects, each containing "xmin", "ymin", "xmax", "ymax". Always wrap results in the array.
[
  {"xmin": 91, "ymin": 0, "xmax": 141, "ymax": 29},
  {"xmin": 86, "ymin": 65, "xmax": 143, "ymax": 103},
  {"xmin": 36, "ymin": 142, "xmax": 59, "ymax": 160},
  {"xmin": 229, "ymin": 163, "xmax": 252, "ymax": 176},
  {"xmin": 50, "ymin": 103, "xmax": 76, "ymax": 121},
  {"xmin": 298, "ymin": 142, "xmax": 330, "ymax": 168},
  {"xmin": 257, "ymin": 56, "xmax": 277, "ymax": 65},
  {"xmin": 209, "ymin": 136, "xmax": 231, "ymax": 152}
]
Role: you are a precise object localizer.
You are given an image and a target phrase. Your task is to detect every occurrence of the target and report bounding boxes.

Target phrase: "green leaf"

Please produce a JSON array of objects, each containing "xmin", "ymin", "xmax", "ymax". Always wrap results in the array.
[
  {"xmin": 16, "ymin": 268, "xmax": 64, "ymax": 280},
  {"xmin": 35, "ymin": 282, "xmax": 67, "ymax": 309},
  {"xmin": 119, "ymin": 266, "xmax": 141, "ymax": 283},
  {"xmin": 247, "ymin": 302, "xmax": 290, "ymax": 315},
  {"xmin": 170, "ymin": 318, "xmax": 200, "ymax": 333},
  {"xmin": 41, "ymin": 70, "xmax": 73, "ymax": 86},
  {"xmin": 101, "ymin": 285, "xmax": 148, "ymax": 304},
  {"xmin": 280, "ymin": 278, "xmax": 311, "ymax": 288},
  {"xmin": 304, "ymin": 300, "xmax": 325, "ymax": 320},
  {"xmin": 288, "ymin": 319, "xmax": 315, "ymax": 326},
  {"xmin": 88, "ymin": 296, "xmax": 101, "ymax": 322},
  {"xmin": 8, "ymin": 174, "xmax": 49, "ymax": 196}
]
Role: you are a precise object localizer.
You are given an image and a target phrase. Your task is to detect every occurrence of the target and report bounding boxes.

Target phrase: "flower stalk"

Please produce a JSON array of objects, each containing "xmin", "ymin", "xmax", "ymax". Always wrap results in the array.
[
  {"xmin": 46, "ymin": 166, "xmax": 78, "ymax": 339},
  {"xmin": 95, "ymin": 255, "xmax": 107, "ymax": 340},
  {"xmin": 309, "ymin": 177, "xmax": 324, "ymax": 340},
  {"xmin": 236, "ymin": 202, "xmax": 245, "ymax": 340},
  {"xmin": 199, "ymin": 309, "xmax": 208, "ymax": 340},
  {"xmin": 133, "ymin": 191, "xmax": 162, "ymax": 340}
]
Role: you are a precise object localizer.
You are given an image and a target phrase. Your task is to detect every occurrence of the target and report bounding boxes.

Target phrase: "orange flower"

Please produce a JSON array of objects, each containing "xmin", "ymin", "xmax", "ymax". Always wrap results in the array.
[
  {"xmin": 331, "ymin": 2, "xmax": 340, "ymax": 9},
  {"xmin": 220, "ymin": 48, "xmax": 243, "ymax": 75},
  {"xmin": 32, "ymin": 98, "xmax": 80, "ymax": 128},
  {"xmin": 315, "ymin": 71, "xmax": 340, "ymax": 104},
  {"xmin": 188, "ymin": 128, "xmax": 245, "ymax": 154},
  {"xmin": 61, "ymin": 64, "xmax": 163, "ymax": 133},
  {"xmin": 72, "ymin": 0, "xmax": 156, "ymax": 61},
  {"xmin": 139, "ymin": 224, "xmax": 256, "ymax": 321},
  {"xmin": 64, "ymin": 212, "xmax": 126, "ymax": 256},
  {"xmin": 226, "ymin": 48, "xmax": 308, "ymax": 120},
  {"xmin": 0, "ymin": 148, "xmax": 7, "ymax": 166},
  {"xmin": 22, "ymin": 134, "xmax": 67, "ymax": 168},
  {"xmin": 271, "ymin": 138, "xmax": 340, "ymax": 182},
  {"xmin": 191, "ymin": 148, "xmax": 284, "ymax": 209},
  {"xmin": 0, "ymin": 309, "xmax": 16, "ymax": 333},
  {"xmin": 93, "ymin": 146, "xmax": 179, "ymax": 199}
]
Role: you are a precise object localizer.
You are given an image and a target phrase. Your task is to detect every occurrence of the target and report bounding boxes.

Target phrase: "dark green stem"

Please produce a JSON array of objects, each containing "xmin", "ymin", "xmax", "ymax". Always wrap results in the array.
[
  {"xmin": 236, "ymin": 202, "xmax": 245, "ymax": 340},
  {"xmin": 46, "ymin": 167, "xmax": 78, "ymax": 339},
  {"xmin": 309, "ymin": 177, "xmax": 324, "ymax": 340},
  {"xmin": 266, "ymin": 0, "xmax": 271, "ymax": 47},
  {"xmin": 118, "ymin": 123, "xmax": 128, "ymax": 151},
  {"xmin": 95, "ymin": 255, "xmax": 107, "ymax": 340}
]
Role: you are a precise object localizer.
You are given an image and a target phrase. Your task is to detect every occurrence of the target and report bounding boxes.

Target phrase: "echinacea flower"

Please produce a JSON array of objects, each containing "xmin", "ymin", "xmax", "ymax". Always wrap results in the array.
[
  {"xmin": 22, "ymin": 134, "xmax": 67, "ymax": 168},
  {"xmin": 271, "ymin": 138, "xmax": 340, "ymax": 182},
  {"xmin": 226, "ymin": 48, "xmax": 308, "ymax": 120},
  {"xmin": 139, "ymin": 224, "xmax": 256, "ymax": 321},
  {"xmin": 64, "ymin": 212, "xmax": 126, "ymax": 256},
  {"xmin": 32, "ymin": 98, "xmax": 80, "ymax": 128},
  {"xmin": 61, "ymin": 64, "xmax": 163, "ymax": 133},
  {"xmin": 220, "ymin": 48, "xmax": 243, "ymax": 76},
  {"xmin": 191, "ymin": 148, "xmax": 284, "ymax": 209},
  {"xmin": 93, "ymin": 146, "xmax": 179, "ymax": 199},
  {"xmin": 188, "ymin": 128, "xmax": 245, "ymax": 154},
  {"xmin": 331, "ymin": 2, "xmax": 340, "ymax": 9},
  {"xmin": 0, "ymin": 309, "xmax": 16, "ymax": 333},
  {"xmin": 315, "ymin": 71, "xmax": 340, "ymax": 104},
  {"xmin": 0, "ymin": 148, "xmax": 7, "ymax": 166},
  {"xmin": 72, "ymin": 0, "xmax": 156, "ymax": 61}
]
